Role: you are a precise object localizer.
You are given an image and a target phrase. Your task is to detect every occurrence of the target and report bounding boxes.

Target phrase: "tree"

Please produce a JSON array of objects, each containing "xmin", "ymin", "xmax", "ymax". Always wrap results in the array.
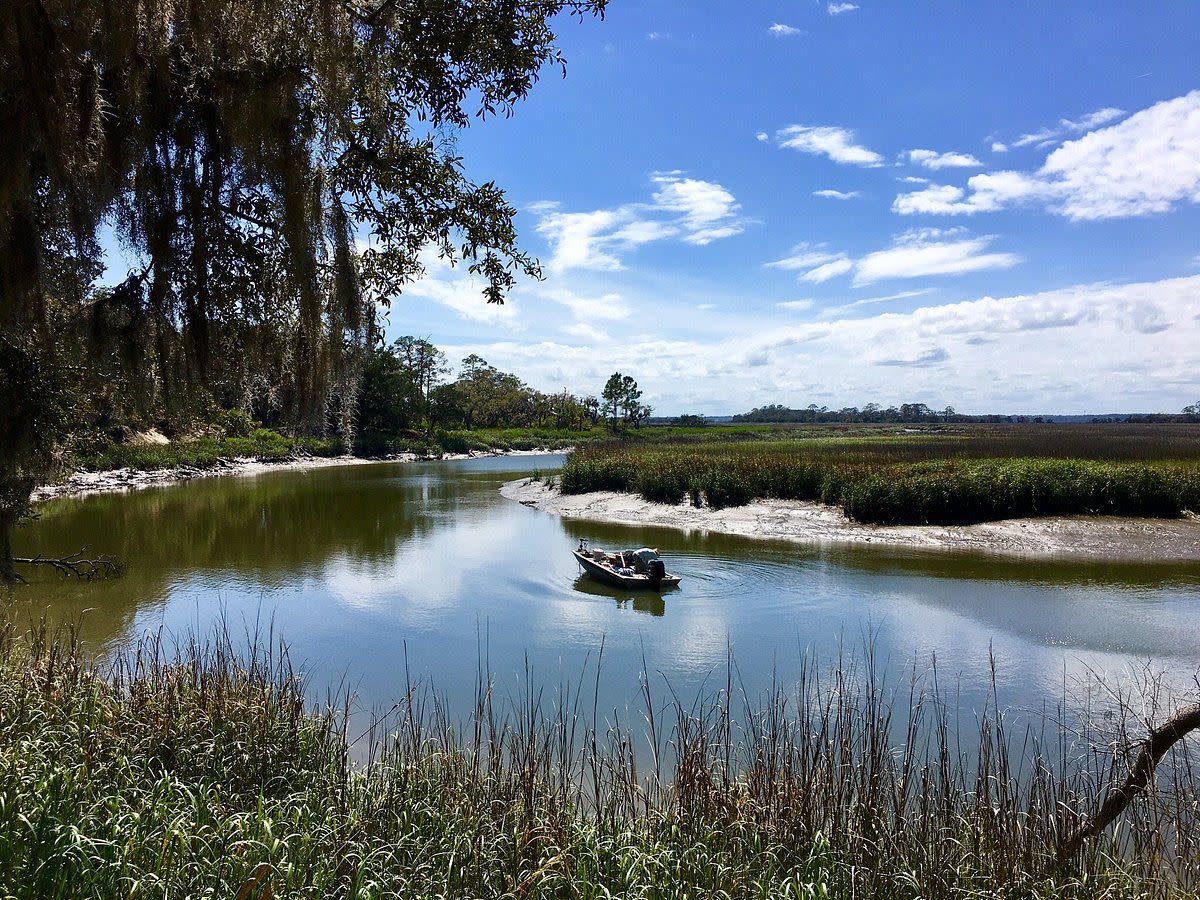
[
  {"xmin": 0, "ymin": 0, "xmax": 606, "ymax": 581},
  {"xmin": 601, "ymin": 373, "xmax": 625, "ymax": 430}
]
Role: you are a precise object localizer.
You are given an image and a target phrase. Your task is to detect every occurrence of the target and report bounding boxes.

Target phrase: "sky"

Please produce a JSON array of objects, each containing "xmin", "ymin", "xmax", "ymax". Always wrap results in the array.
[
  {"xmin": 385, "ymin": 1, "xmax": 1200, "ymax": 416},
  {"xmin": 96, "ymin": 2, "xmax": 1200, "ymax": 416}
]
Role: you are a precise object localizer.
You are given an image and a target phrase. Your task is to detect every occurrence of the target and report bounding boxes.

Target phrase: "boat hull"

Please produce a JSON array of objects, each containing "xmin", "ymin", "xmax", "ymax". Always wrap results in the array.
[{"xmin": 572, "ymin": 550, "xmax": 681, "ymax": 591}]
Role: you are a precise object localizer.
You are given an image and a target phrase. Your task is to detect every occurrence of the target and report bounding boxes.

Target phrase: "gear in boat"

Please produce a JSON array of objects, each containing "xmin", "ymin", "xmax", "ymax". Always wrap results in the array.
[{"xmin": 572, "ymin": 539, "xmax": 681, "ymax": 591}]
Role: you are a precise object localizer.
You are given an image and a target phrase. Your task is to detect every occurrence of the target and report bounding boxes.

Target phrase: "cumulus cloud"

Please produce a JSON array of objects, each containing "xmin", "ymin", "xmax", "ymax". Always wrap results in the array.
[
  {"xmin": 755, "ymin": 131, "xmax": 769, "ymax": 142},
  {"xmin": 768, "ymin": 23, "xmax": 803, "ymax": 36},
  {"xmin": 775, "ymin": 125, "xmax": 884, "ymax": 167},
  {"xmin": 908, "ymin": 148, "xmax": 984, "ymax": 169},
  {"xmin": 827, "ymin": 2, "xmax": 858, "ymax": 14},
  {"xmin": 991, "ymin": 141, "xmax": 1008, "ymax": 153},
  {"xmin": 893, "ymin": 92, "xmax": 1200, "ymax": 221},
  {"xmin": 534, "ymin": 172, "xmax": 750, "ymax": 272},
  {"xmin": 813, "ymin": 189, "xmax": 861, "ymax": 200}
]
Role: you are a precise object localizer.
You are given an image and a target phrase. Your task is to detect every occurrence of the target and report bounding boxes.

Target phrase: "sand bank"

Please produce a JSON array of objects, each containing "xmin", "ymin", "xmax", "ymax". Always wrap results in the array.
[
  {"xmin": 33, "ymin": 448, "xmax": 565, "ymax": 503},
  {"xmin": 501, "ymin": 478, "xmax": 1200, "ymax": 561}
]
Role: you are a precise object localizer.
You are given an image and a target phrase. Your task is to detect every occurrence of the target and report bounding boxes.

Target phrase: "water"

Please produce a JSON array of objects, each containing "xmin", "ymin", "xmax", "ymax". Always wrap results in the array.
[{"xmin": 12, "ymin": 454, "xmax": 1200, "ymax": 728}]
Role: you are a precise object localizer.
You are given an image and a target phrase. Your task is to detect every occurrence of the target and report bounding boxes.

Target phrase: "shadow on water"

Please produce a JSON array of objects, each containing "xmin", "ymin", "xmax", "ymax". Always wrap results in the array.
[{"xmin": 9, "ymin": 455, "xmax": 1200, "ymax": 725}]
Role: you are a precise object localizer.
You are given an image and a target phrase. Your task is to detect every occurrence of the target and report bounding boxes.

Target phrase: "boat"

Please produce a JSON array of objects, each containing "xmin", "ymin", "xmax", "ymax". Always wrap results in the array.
[{"xmin": 572, "ymin": 540, "xmax": 681, "ymax": 591}]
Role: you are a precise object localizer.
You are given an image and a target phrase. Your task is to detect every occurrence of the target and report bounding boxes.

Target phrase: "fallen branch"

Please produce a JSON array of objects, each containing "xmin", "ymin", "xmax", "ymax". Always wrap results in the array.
[
  {"xmin": 1054, "ymin": 702, "xmax": 1200, "ymax": 869},
  {"xmin": 13, "ymin": 548, "xmax": 124, "ymax": 581}
]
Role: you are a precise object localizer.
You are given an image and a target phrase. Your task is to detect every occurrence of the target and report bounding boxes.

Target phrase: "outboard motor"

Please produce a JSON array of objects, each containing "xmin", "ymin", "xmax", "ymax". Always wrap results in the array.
[{"xmin": 647, "ymin": 558, "xmax": 666, "ymax": 588}]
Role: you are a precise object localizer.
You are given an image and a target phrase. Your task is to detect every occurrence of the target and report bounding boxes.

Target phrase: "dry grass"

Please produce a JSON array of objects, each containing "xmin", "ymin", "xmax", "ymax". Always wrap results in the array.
[{"xmin": 1, "ymin": 619, "xmax": 1197, "ymax": 898}]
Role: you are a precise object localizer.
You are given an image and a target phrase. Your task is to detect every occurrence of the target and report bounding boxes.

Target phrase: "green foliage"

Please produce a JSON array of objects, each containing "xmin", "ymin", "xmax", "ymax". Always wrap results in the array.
[
  {"xmin": 1, "ymin": 623, "xmax": 1194, "ymax": 898},
  {"xmin": 78, "ymin": 430, "xmax": 340, "ymax": 472},
  {"xmin": 561, "ymin": 425, "xmax": 1200, "ymax": 524}
]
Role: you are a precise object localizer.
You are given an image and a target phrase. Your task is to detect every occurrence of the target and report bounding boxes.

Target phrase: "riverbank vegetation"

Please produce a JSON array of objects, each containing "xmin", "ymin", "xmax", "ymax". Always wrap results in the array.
[
  {"xmin": 1, "ymin": 621, "xmax": 1196, "ymax": 898},
  {"xmin": 561, "ymin": 424, "xmax": 1200, "ymax": 524}
]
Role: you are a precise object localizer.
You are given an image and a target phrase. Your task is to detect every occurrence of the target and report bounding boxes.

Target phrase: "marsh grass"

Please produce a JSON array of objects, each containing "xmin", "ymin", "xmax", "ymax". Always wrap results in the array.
[
  {"xmin": 561, "ymin": 425, "xmax": 1200, "ymax": 523},
  {"xmin": 1, "ymin": 619, "xmax": 1198, "ymax": 898}
]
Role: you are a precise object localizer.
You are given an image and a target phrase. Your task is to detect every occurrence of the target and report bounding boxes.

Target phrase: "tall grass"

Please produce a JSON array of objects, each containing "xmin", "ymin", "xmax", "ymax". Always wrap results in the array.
[
  {"xmin": 561, "ymin": 425, "xmax": 1200, "ymax": 523},
  {"xmin": 1, "ymin": 621, "xmax": 1197, "ymax": 898}
]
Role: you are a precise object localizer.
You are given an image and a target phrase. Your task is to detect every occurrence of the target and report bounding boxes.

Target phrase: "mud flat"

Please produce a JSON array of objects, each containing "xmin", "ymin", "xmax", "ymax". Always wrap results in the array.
[{"xmin": 501, "ymin": 478, "xmax": 1200, "ymax": 561}]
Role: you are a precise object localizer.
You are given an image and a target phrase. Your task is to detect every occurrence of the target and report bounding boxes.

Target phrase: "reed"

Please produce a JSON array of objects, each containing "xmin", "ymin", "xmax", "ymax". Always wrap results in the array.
[
  {"xmin": 1, "ymin": 620, "xmax": 1197, "ymax": 898},
  {"xmin": 560, "ymin": 425, "xmax": 1200, "ymax": 523}
]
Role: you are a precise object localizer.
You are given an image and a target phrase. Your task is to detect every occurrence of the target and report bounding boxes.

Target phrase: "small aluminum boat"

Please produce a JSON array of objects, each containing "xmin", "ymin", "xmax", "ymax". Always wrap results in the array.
[{"xmin": 572, "ymin": 540, "xmax": 681, "ymax": 591}]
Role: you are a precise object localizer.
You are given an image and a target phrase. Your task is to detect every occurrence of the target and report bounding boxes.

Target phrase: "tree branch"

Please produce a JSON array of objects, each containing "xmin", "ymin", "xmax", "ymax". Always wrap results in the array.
[
  {"xmin": 1054, "ymin": 703, "xmax": 1200, "ymax": 869},
  {"xmin": 14, "ymin": 548, "xmax": 123, "ymax": 580}
]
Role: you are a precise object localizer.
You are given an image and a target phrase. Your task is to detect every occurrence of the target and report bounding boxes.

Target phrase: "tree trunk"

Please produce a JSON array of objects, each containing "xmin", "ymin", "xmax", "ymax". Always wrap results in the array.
[{"xmin": 0, "ymin": 515, "xmax": 15, "ymax": 586}]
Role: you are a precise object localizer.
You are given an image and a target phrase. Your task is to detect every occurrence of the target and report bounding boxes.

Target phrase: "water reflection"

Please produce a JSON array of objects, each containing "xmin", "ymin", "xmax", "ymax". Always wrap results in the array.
[{"xmin": 11, "ymin": 455, "xmax": 1200, "ymax": 725}]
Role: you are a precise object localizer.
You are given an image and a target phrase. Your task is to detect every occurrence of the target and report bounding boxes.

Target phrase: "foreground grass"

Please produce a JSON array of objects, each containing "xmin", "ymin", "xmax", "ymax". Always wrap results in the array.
[
  {"xmin": 1, "ymin": 622, "xmax": 1197, "ymax": 898},
  {"xmin": 561, "ymin": 425, "xmax": 1200, "ymax": 524}
]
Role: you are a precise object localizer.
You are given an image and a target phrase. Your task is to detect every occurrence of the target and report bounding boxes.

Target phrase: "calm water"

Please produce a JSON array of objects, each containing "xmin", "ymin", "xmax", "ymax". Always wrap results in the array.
[{"xmin": 12, "ymin": 454, "xmax": 1200, "ymax": 726}]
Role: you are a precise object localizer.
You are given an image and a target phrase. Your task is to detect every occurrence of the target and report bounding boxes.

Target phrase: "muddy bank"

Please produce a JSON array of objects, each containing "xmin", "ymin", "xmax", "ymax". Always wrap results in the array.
[
  {"xmin": 501, "ymin": 478, "xmax": 1200, "ymax": 561},
  {"xmin": 34, "ymin": 448, "xmax": 566, "ymax": 503}
]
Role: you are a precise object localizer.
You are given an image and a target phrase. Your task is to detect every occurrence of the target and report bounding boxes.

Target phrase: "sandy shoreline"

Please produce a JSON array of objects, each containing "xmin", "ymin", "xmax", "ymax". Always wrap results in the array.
[
  {"xmin": 501, "ymin": 478, "xmax": 1200, "ymax": 561},
  {"xmin": 33, "ymin": 449, "xmax": 565, "ymax": 503}
]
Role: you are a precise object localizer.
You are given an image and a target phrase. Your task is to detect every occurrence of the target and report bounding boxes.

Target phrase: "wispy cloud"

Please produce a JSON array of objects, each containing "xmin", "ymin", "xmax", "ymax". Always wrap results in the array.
[
  {"xmin": 875, "ymin": 346, "xmax": 949, "ymax": 367},
  {"xmin": 827, "ymin": 2, "xmax": 859, "ymax": 14},
  {"xmin": 907, "ymin": 148, "xmax": 984, "ymax": 170},
  {"xmin": 534, "ymin": 172, "xmax": 751, "ymax": 272},
  {"xmin": 813, "ymin": 189, "xmax": 861, "ymax": 200},
  {"xmin": 775, "ymin": 125, "xmax": 884, "ymax": 167},
  {"xmin": 854, "ymin": 230, "xmax": 1020, "ymax": 285},
  {"xmin": 767, "ymin": 23, "xmax": 803, "ymax": 36},
  {"xmin": 1011, "ymin": 106, "xmax": 1126, "ymax": 149},
  {"xmin": 822, "ymin": 288, "xmax": 937, "ymax": 318},
  {"xmin": 769, "ymin": 231, "xmax": 1019, "ymax": 286},
  {"xmin": 991, "ymin": 141, "xmax": 1008, "ymax": 153},
  {"xmin": 893, "ymin": 91, "xmax": 1200, "ymax": 221},
  {"xmin": 776, "ymin": 299, "xmax": 815, "ymax": 311}
]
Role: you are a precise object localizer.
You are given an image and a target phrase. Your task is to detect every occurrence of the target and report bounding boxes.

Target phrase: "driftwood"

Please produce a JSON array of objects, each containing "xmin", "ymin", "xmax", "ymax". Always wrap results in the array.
[
  {"xmin": 11, "ymin": 548, "xmax": 122, "ymax": 582},
  {"xmin": 1054, "ymin": 702, "xmax": 1200, "ymax": 869}
]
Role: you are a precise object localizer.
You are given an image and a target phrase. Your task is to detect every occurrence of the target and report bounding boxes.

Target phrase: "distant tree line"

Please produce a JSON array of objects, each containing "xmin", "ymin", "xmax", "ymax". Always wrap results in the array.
[{"xmin": 733, "ymin": 402, "xmax": 1200, "ymax": 425}]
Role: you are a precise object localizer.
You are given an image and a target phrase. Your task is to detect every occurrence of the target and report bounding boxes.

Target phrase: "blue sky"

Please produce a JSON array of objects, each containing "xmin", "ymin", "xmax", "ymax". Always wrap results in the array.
[{"xmin": 386, "ymin": 1, "xmax": 1199, "ymax": 415}]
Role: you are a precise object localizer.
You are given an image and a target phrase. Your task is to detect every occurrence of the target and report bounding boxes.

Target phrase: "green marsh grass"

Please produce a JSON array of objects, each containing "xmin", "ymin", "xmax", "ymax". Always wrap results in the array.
[
  {"xmin": 560, "ymin": 424, "xmax": 1200, "ymax": 523},
  {"xmin": 1, "ymin": 620, "xmax": 1197, "ymax": 898}
]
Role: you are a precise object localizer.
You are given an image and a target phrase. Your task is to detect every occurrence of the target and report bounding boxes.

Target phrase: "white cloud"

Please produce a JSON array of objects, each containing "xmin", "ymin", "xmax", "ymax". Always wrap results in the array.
[
  {"xmin": 897, "ymin": 175, "xmax": 929, "ymax": 184},
  {"xmin": 768, "ymin": 23, "xmax": 803, "ymax": 36},
  {"xmin": 562, "ymin": 321, "xmax": 611, "ymax": 342},
  {"xmin": 755, "ymin": 131, "xmax": 769, "ymax": 142},
  {"xmin": 801, "ymin": 258, "xmax": 855, "ymax": 283},
  {"xmin": 813, "ymin": 189, "xmax": 861, "ymax": 200},
  {"xmin": 991, "ymin": 141, "xmax": 1008, "ymax": 153},
  {"xmin": 776, "ymin": 299, "xmax": 815, "ymax": 311},
  {"xmin": 822, "ymin": 288, "xmax": 937, "ymax": 317},
  {"xmin": 403, "ymin": 252, "xmax": 521, "ymax": 325},
  {"xmin": 827, "ymin": 2, "xmax": 858, "ymax": 14},
  {"xmin": 765, "ymin": 245, "xmax": 844, "ymax": 271},
  {"xmin": 696, "ymin": 303, "xmax": 717, "ymax": 310},
  {"xmin": 647, "ymin": 31, "xmax": 670, "ymax": 40},
  {"xmin": 543, "ymin": 287, "xmax": 631, "ymax": 322},
  {"xmin": 447, "ymin": 276, "xmax": 1200, "ymax": 416},
  {"xmin": 907, "ymin": 148, "xmax": 984, "ymax": 170},
  {"xmin": 775, "ymin": 125, "xmax": 884, "ymax": 167},
  {"xmin": 534, "ymin": 172, "xmax": 750, "ymax": 271},
  {"xmin": 853, "ymin": 232, "xmax": 1020, "ymax": 285},
  {"xmin": 769, "ymin": 232, "xmax": 1019, "ymax": 286},
  {"xmin": 1012, "ymin": 106, "xmax": 1126, "ymax": 148},
  {"xmin": 893, "ymin": 91, "xmax": 1200, "ymax": 221}
]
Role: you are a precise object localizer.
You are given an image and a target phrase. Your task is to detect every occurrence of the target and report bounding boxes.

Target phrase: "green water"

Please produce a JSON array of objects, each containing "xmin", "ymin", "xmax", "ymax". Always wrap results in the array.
[{"xmin": 11, "ymin": 454, "xmax": 1200, "ymax": 721}]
